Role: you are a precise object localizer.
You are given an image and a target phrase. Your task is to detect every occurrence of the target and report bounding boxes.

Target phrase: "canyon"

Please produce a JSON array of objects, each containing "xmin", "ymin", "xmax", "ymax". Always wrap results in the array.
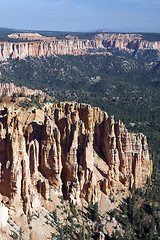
[
  {"xmin": 0, "ymin": 31, "xmax": 157, "ymax": 239},
  {"xmin": 0, "ymin": 32, "xmax": 159, "ymax": 61}
]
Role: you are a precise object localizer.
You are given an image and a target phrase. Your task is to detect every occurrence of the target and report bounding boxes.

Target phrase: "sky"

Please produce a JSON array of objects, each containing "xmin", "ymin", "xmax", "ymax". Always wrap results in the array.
[{"xmin": 0, "ymin": 0, "xmax": 160, "ymax": 32}]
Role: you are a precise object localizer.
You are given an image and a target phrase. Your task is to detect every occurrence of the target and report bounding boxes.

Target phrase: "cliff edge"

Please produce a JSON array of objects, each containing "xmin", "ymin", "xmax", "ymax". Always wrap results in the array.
[{"xmin": 0, "ymin": 32, "xmax": 159, "ymax": 61}]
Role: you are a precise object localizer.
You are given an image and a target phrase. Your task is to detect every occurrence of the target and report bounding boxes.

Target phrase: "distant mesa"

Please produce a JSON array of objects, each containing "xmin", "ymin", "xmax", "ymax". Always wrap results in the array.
[{"xmin": 8, "ymin": 32, "xmax": 57, "ymax": 41}]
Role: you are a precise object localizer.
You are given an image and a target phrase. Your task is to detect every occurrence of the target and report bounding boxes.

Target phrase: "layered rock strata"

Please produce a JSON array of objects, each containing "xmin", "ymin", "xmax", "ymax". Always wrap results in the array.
[
  {"xmin": 0, "ymin": 102, "xmax": 152, "ymax": 214},
  {"xmin": 102, "ymin": 37, "xmax": 160, "ymax": 51},
  {"xmin": 0, "ymin": 38, "xmax": 103, "ymax": 61},
  {"xmin": 0, "ymin": 33, "xmax": 159, "ymax": 61}
]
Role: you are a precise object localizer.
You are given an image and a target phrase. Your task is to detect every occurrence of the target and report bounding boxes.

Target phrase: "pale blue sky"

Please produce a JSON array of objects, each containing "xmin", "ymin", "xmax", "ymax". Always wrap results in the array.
[{"xmin": 0, "ymin": 0, "xmax": 160, "ymax": 32}]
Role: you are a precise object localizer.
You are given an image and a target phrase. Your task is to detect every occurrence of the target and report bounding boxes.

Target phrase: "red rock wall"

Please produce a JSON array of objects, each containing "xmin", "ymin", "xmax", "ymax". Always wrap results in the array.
[{"xmin": 0, "ymin": 102, "xmax": 152, "ymax": 214}]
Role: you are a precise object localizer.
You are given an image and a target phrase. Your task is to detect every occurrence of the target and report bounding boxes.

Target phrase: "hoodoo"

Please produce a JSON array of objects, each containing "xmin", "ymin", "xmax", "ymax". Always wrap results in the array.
[{"xmin": 0, "ymin": 101, "xmax": 152, "ymax": 214}]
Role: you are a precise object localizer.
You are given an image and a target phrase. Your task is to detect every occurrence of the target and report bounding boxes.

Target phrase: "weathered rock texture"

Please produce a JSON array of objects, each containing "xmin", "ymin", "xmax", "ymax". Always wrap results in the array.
[
  {"xmin": 0, "ymin": 102, "xmax": 152, "ymax": 214},
  {"xmin": 0, "ymin": 83, "xmax": 45, "ymax": 97},
  {"xmin": 0, "ymin": 38, "xmax": 103, "ymax": 61},
  {"xmin": 0, "ymin": 202, "xmax": 8, "ymax": 228},
  {"xmin": 0, "ymin": 33, "xmax": 159, "ymax": 61}
]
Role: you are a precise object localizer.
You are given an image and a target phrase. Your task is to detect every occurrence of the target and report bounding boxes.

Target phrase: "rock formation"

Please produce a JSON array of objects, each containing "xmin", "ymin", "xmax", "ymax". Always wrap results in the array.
[
  {"xmin": 0, "ymin": 38, "xmax": 103, "ymax": 61},
  {"xmin": 0, "ymin": 101, "xmax": 152, "ymax": 214},
  {"xmin": 0, "ymin": 83, "xmax": 45, "ymax": 97},
  {"xmin": 0, "ymin": 33, "xmax": 159, "ymax": 61}
]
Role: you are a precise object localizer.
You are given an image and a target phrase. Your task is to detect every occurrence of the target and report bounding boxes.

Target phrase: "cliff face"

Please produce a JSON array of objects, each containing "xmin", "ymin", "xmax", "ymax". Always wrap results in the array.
[
  {"xmin": 0, "ymin": 102, "xmax": 152, "ymax": 214},
  {"xmin": 0, "ymin": 39, "xmax": 104, "ymax": 61},
  {"xmin": 0, "ymin": 33, "xmax": 160, "ymax": 61},
  {"xmin": 102, "ymin": 38, "xmax": 160, "ymax": 50}
]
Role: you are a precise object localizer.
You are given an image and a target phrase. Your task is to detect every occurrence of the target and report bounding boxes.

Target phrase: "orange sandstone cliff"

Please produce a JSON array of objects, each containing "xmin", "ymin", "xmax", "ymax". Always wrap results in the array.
[
  {"xmin": 0, "ymin": 33, "xmax": 159, "ymax": 61},
  {"xmin": 0, "ymin": 36, "xmax": 103, "ymax": 61},
  {"xmin": 0, "ymin": 101, "xmax": 152, "ymax": 216}
]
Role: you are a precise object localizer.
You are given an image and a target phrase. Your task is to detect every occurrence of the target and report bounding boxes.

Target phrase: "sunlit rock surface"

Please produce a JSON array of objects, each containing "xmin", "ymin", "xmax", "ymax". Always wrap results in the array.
[{"xmin": 0, "ymin": 101, "xmax": 152, "ymax": 214}]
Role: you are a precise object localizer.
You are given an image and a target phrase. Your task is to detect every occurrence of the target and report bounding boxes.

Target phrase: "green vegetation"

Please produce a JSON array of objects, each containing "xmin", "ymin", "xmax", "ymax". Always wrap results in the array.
[
  {"xmin": 1, "ymin": 51, "xmax": 160, "ymax": 154},
  {"xmin": 9, "ymin": 92, "xmax": 51, "ymax": 110},
  {"xmin": 46, "ymin": 199, "xmax": 105, "ymax": 240},
  {"xmin": 10, "ymin": 231, "xmax": 18, "ymax": 240},
  {"xmin": 109, "ymin": 161, "xmax": 160, "ymax": 240}
]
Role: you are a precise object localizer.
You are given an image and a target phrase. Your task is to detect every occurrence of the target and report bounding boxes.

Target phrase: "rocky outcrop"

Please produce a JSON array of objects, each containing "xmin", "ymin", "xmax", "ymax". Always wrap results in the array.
[
  {"xmin": 0, "ymin": 33, "xmax": 159, "ymax": 61},
  {"xmin": 0, "ymin": 102, "xmax": 152, "ymax": 214},
  {"xmin": 0, "ymin": 83, "xmax": 45, "ymax": 97}
]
